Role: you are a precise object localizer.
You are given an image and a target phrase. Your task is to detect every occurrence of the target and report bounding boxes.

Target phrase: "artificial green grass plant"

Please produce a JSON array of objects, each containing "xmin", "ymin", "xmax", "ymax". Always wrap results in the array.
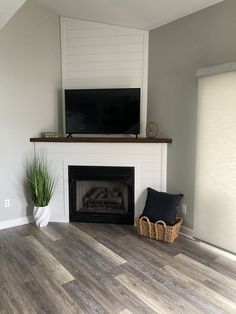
[{"xmin": 26, "ymin": 153, "xmax": 55, "ymax": 207}]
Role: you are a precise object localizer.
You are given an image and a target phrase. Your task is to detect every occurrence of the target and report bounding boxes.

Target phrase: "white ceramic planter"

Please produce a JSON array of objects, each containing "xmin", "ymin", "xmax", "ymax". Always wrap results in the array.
[{"xmin": 33, "ymin": 205, "xmax": 50, "ymax": 228}]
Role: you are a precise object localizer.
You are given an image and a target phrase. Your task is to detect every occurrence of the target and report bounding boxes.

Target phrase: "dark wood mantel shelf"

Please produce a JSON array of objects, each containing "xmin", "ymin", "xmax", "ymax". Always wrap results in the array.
[{"xmin": 30, "ymin": 137, "xmax": 172, "ymax": 144}]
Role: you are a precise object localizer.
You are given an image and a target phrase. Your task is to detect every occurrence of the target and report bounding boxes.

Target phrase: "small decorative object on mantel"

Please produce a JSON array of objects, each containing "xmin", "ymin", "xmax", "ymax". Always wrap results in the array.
[
  {"xmin": 41, "ymin": 132, "xmax": 59, "ymax": 138},
  {"xmin": 136, "ymin": 188, "xmax": 183, "ymax": 243},
  {"xmin": 26, "ymin": 153, "xmax": 56, "ymax": 228},
  {"xmin": 146, "ymin": 121, "xmax": 158, "ymax": 138}
]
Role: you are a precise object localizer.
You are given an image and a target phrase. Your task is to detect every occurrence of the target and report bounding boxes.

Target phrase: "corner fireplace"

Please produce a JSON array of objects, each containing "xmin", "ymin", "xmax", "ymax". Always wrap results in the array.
[{"xmin": 69, "ymin": 166, "xmax": 134, "ymax": 224}]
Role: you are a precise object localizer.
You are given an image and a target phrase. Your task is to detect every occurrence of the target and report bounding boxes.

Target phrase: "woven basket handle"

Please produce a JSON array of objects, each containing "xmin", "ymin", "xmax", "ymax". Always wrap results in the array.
[
  {"xmin": 139, "ymin": 216, "xmax": 151, "ymax": 237},
  {"xmin": 154, "ymin": 220, "xmax": 167, "ymax": 240}
]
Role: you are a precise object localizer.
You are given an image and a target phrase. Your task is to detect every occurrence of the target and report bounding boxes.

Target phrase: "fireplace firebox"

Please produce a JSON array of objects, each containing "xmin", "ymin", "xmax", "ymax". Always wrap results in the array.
[{"xmin": 69, "ymin": 166, "xmax": 134, "ymax": 224}]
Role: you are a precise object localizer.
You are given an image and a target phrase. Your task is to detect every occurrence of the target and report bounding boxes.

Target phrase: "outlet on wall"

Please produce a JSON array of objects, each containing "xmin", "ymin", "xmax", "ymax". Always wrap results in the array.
[
  {"xmin": 182, "ymin": 203, "xmax": 187, "ymax": 215},
  {"xmin": 4, "ymin": 199, "xmax": 10, "ymax": 208}
]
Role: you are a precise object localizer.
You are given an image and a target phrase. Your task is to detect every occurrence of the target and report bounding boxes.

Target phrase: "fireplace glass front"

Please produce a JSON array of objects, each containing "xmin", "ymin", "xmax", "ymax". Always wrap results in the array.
[{"xmin": 69, "ymin": 166, "xmax": 134, "ymax": 224}]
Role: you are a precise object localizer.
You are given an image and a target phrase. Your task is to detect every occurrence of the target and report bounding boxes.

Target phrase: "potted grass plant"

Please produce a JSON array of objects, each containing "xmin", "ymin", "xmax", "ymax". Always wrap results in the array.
[{"xmin": 26, "ymin": 153, "xmax": 55, "ymax": 228}]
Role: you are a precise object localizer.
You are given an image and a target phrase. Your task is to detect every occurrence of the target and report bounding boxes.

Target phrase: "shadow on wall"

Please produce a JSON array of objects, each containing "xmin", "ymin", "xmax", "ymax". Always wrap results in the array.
[
  {"xmin": 137, "ymin": 189, "xmax": 148, "ymax": 217},
  {"xmin": 22, "ymin": 158, "xmax": 34, "ymax": 217},
  {"xmin": 23, "ymin": 181, "xmax": 34, "ymax": 217}
]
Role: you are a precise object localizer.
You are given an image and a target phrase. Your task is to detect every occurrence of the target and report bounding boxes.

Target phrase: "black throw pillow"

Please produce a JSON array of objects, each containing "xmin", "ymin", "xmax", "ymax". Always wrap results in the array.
[{"xmin": 141, "ymin": 188, "xmax": 183, "ymax": 225}]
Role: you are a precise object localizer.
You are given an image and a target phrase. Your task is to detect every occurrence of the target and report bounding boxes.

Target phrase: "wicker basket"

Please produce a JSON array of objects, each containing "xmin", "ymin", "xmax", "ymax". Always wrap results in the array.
[{"xmin": 136, "ymin": 216, "xmax": 183, "ymax": 243}]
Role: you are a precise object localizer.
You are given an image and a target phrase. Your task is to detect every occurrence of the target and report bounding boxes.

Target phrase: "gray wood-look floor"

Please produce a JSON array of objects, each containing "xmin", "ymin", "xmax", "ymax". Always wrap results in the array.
[{"xmin": 0, "ymin": 222, "xmax": 235, "ymax": 314}]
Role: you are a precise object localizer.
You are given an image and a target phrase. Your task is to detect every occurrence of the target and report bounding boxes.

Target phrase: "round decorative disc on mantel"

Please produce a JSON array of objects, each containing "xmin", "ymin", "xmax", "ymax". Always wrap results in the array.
[{"xmin": 146, "ymin": 122, "xmax": 158, "ymax": 138}]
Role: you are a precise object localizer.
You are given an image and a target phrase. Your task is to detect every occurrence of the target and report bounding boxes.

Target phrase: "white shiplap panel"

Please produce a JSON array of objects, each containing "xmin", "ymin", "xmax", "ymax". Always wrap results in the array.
[
  {"xmin": 68, "ymin": 52, "xmax": 143, "ymax": 63},
  {"xmin": 61, "ymin": 17, "xmax": 148, "ymax": 135},
  {"xmin": 65, "ymin": 19, "xmax": 144, "ymax": 35},
  {"xmin": 67, "ymin": 70, "xmax": 142, "ymax": 80},
  {"xmin": 65, "ymin": 26, "xmax": 144, "ymax": 36},
  {"xmin": 35, "ymin": 142, "xmax": 167, "ymax": 222},
  {"xmin": 36, "ymin": 142, "xmax": 162, "ymax": 156},
  {"xmin": 64, "ymin": 78, "xmax": 143, "ymax": 89},
  {"xmin": 67, "ymin": 61, "xmax": 143, "ymax": 72},
  {"xmin": 66, "ymin": 44, "xmax": 143, "ymax": 56},
  {"xmin": 66, "ymin": 35, "xmax": 143, "ymax": 47}
]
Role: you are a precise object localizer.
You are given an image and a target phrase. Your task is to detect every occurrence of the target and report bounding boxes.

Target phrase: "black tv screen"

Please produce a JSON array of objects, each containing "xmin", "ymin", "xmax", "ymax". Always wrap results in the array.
[{"xmin": 65, "ymin": 88, "xmax": 140, "ymax": 135}]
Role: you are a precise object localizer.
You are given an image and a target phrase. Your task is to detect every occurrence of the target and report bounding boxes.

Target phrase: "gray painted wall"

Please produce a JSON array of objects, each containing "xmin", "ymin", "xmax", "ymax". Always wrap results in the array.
[
  {"xmin": 0, "ymin": 0, "xmax": 61, "ymax": 221},
  {"xmin": 148, "ymin": 0, "xmax": 236, "ymax": 229}
]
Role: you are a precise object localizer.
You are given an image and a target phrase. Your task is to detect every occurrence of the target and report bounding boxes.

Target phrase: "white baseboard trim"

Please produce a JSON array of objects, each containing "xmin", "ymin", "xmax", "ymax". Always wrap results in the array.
[
  {"xmin": 0, "ymin": 215, "xmax": 69, "ymax": 231},
  {"xmin": 180, "ymin": 225, "xmax": 194, "ymax": 239},
  {"xmin": 0, "ymin": 215, "xmax": 33, "ymax": 231}
]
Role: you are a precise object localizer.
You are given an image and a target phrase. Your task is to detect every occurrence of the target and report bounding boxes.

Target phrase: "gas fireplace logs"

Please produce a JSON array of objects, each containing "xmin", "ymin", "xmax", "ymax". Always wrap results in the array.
[{"xmin": 83, "ymin": 187, "xmax": 123, "ymax": 209}]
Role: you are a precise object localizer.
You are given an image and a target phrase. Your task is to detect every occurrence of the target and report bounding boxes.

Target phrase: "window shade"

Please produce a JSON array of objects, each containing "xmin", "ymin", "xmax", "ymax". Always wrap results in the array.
[{"xmin": 194, "ymin": 70, "xmax": 236, "ymax": 254}]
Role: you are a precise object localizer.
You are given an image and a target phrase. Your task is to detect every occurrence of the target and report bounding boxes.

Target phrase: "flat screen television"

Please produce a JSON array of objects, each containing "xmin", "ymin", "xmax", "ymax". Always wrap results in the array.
[{"xmin": 65, "ymin": 88, "xmax": 140, "ymax": 136}]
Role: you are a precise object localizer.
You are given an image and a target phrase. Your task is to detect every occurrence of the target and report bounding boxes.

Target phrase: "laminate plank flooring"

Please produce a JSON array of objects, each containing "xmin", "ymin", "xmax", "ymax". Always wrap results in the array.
[{"xmin": 0, "ymin": 222, "xmax": 235, "ymax": 314}]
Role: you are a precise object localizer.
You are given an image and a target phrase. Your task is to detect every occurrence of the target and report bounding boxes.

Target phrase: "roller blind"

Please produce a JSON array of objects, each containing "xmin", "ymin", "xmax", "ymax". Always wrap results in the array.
[{"xmin": 194, "ymin": 70, "xmax": 236, "ymax": 254}]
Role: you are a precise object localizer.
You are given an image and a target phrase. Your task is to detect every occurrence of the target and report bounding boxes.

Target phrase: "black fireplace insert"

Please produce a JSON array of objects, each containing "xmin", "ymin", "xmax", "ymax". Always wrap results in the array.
[{"xmin": 69, "ymin": 166, "xmax": 134, "ymax": 224}]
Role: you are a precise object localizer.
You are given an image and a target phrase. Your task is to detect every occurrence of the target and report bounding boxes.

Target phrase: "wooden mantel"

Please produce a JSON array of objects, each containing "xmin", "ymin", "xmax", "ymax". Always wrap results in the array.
[{"xmin": 30, "ymin": 137, "xmax": 172, "ymax": 144}]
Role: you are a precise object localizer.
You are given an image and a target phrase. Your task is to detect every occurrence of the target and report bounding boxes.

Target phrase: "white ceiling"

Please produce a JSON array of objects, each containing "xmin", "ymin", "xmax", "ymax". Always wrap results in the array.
[
  {"xmin": 36, "ymin": 0, "xmax": 224, "ymax": 30},
  {"xmin": 0, "ymin": 0, "xmax": 26, "ymax": 30}
]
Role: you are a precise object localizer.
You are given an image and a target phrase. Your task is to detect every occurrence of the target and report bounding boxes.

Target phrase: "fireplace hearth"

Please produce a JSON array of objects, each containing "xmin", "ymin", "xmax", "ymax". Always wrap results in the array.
[{"xmin": 69, "ymin": 166, "xmax": 134, "ymax": 224}]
